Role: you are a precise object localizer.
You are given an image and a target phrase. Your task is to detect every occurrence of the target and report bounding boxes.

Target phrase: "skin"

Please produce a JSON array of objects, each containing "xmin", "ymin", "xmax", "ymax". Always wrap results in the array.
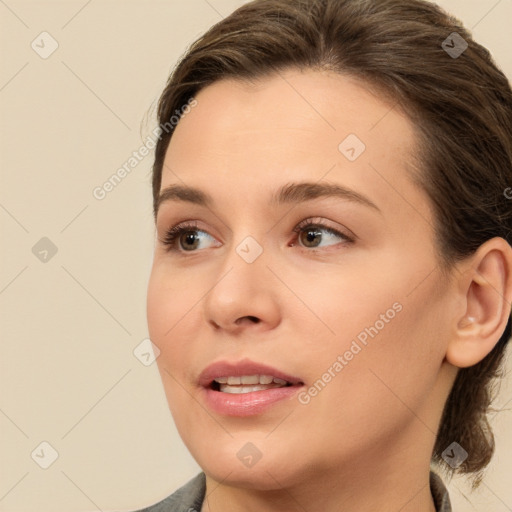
[{"xmin": 146, "ymin": 68, "xmax": 512, "ymax": 512}]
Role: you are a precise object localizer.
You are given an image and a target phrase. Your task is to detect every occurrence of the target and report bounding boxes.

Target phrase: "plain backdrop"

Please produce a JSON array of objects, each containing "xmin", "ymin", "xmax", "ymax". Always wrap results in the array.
[{"xmin": 1, "ymin": 1, "xmax": 511, "ymax": 511}]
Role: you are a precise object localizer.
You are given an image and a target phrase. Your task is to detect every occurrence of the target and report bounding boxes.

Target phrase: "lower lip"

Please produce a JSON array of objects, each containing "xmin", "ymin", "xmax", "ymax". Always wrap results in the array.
[{"xmin": 201, "ymin": 385, "xmax": 303, "ymax": 416}]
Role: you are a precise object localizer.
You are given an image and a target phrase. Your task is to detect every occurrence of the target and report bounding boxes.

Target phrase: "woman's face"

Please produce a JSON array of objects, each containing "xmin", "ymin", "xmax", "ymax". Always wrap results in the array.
[{"xmin": 147, "ymin": 69, "xmax": 459, "ymax": 489}]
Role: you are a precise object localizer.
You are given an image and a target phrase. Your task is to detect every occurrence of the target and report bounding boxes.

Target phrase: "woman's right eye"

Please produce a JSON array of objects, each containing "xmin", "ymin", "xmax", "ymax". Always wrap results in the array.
[{"xmin": 159, "ymin": 222, "xmax": 219, "ymax": 252}]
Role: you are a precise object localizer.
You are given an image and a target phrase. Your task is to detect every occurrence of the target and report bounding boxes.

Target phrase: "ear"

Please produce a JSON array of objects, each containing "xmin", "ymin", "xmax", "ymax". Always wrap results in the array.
[{"xmin": 446, "ymin": 237, "xmax": 512, "ymax": 369}]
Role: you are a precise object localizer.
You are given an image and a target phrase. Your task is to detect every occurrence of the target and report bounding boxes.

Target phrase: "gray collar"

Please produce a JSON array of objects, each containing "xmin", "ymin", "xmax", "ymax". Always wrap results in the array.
[{"xmin": 137, "ymin": 470, "xmax": 451, "ymax": 511}]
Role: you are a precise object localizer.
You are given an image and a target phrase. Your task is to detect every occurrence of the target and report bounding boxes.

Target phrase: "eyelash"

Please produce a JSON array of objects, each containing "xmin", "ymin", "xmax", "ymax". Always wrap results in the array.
[{"xmin": 159, "ymin": 217, "xmax": 354, "ymax": 253}]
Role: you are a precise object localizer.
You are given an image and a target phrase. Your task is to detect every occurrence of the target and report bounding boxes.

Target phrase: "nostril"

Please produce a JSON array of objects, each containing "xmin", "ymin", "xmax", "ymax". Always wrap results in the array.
[{"xmin": 236, "ymin": 315, "xmax": 260, "ymax": 324}]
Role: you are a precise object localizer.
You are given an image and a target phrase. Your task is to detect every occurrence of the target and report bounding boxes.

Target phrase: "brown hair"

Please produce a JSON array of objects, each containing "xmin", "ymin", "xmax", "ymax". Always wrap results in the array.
[{"xmin": 151, "ymin": 0, "xmax": 512, "ymax": 489}]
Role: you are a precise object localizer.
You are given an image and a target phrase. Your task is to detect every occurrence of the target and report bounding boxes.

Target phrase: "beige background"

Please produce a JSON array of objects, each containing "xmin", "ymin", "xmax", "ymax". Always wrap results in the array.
[{"xmin": 1, "ymin": 0, "xmax": 511, "ymax": 511}]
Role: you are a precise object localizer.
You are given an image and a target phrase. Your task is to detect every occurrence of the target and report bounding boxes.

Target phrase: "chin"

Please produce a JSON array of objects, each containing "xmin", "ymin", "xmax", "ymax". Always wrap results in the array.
[
  {"xmin": 202, "ymin": 459, "xmax": 296, "ymax": 490},
  {"xmin": 184, "ymin": 434, "xmax": 305, "ymax": 490}
]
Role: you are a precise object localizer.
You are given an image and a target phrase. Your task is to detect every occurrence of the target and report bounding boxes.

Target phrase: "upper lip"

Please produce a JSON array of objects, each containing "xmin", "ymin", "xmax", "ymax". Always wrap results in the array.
[{"xmin": 199, "ymin": 358, "xmax": 304, "ymax": 388}]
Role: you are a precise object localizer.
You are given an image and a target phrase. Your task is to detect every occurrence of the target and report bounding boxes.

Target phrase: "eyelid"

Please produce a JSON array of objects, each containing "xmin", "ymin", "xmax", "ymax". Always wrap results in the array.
[
  {"xmin": 292, "ymin": 216, "xmax": 356, "ymax": 242},
  {"xmin": 158, "ymin": 216, "xmax": 356, "ymax": 253},
  {"xmin": 158, "ymin": 220, "xmax": 218, "ymax": 251}
]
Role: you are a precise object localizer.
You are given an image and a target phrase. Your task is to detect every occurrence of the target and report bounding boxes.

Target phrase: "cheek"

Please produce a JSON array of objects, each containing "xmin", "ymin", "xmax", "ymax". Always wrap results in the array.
[
  {"xmin": 290, "ymin": 313, "xmax": 441, "ymax": 465},
  {"xmin": 147, "ymin": 264, "xmax": 210, "ymax": 408},
  {"xmin": 291, "ymin": 258, "xmax": 448, "ymax": 416},
  {"xmin": 146, "ymin": 262, "xmax": 203, "ymax": 346},
  {"xmin": 278, "ymin": 259, "xmax": 403, "ymax": 351},
  {"xmin": 146, "ymin": 275, "xmax": 170, "ymax": 351},
  {"xmin": 313, "ymin": 282, "xmax": 448, "ymax": 429}
]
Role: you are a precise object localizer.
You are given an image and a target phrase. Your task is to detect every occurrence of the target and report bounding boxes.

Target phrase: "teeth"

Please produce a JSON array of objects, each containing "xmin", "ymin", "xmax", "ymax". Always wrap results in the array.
[
  {"xmin": 241, "ymin": 375, "xmax": 259, "ymax": 384},
  {"xmin": 213, "ymin": 374, "xmax": 292, "ymax": 389},
  {"xmin": 219, "ymin": 383, "xmax": 284, "ymax": 394}
]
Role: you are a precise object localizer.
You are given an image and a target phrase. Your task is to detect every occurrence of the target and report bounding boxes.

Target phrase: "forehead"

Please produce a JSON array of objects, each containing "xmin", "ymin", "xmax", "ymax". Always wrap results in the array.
[
  {"xmin": 168, "ymin": 69, "xmax": 413, "ymax": 153},
  {"xmin": 161, "ymin": 68, "xmax": 430, "ymax": 224}
]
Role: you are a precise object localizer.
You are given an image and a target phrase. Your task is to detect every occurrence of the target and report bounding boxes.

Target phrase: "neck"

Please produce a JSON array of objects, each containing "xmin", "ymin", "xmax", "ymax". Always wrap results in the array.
[{"xmin": 201, "ymin": 450, "xmax": 438, "ymax": 512}]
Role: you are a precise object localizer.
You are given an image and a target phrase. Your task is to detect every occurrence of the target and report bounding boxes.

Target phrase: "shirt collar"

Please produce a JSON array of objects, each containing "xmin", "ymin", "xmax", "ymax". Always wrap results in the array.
[{"xmin": 165, "ymin": 470, "xmax": 451, "ymax": 512}]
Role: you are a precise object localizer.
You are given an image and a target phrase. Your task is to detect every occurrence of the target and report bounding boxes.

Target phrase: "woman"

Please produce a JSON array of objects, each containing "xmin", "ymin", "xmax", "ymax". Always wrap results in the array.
[{"xmin": 142, "ymin": 0, "xmax": 512, "ymax": 510}]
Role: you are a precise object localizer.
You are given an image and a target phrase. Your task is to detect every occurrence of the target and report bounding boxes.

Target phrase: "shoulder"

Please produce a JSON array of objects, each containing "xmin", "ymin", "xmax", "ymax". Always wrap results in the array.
[
  {"xmin": 131, "ymin": 472, "xmax": 206, "ymax": 512},
  {"xmin": 430, "ymin": 471, "xmax": 452, "ymax": 512}
]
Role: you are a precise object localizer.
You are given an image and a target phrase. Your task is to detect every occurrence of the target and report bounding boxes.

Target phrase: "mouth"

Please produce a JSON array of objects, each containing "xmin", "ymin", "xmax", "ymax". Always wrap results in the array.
[
  {"xmin": 198, "ymin": 359, "xmax": 305, "ymax": 416},
  {"xmin": 209, "ymin": 374, "xmax": 298, "ymax": 394},
  {"xmin": 199, "ymin": 359, "xmax": 304, "ymax": 391}
]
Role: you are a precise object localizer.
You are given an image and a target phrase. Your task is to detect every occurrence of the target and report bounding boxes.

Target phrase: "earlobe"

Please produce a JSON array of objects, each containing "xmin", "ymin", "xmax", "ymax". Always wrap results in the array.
[{"xmin": 446, "ymin": 237, "xmax": 512, "ymax": 369}]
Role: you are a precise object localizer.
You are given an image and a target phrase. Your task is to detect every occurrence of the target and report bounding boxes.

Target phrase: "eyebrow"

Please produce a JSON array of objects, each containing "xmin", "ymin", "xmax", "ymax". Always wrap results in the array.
[{"xmin": 155, "ymin": 181, "xmax": 381, "ymax": 215}]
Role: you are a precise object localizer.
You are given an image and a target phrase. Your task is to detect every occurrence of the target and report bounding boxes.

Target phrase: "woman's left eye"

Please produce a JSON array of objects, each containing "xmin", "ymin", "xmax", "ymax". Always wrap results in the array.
[
  {"xmin": 291, "ymin": 218, "xmax": 354, "ymax": 249},
  {"xmin": 159, "ymin": 218, "xmax": 354, "ymax": 253}
]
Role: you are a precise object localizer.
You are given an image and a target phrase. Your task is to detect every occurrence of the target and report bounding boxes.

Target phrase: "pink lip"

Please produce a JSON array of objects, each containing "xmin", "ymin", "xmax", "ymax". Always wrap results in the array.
[{"xmin": 198, "ymin": 358, "xmax": 305, "ymax": 417}]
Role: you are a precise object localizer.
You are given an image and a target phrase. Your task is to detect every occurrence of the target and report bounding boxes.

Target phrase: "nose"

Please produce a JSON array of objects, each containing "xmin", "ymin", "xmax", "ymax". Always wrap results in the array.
[{"xmin": 202, "ymin": 241, "xmax": 282, "ymax": 334}]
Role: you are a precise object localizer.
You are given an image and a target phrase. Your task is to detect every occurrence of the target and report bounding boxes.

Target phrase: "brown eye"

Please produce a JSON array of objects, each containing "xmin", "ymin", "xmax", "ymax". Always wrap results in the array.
[
  {"xmin": 179, "ymin": 230, "xmax": 201, "ymax": 251},
  {"xmin": 160, "ymin": 222, "xmax": 219, "ymax": 253},
  {"xmin": 300, "ymin": 228, "xmax": 324, "ymax": 248},
  {"xmin": 293, "ymin": 220, "xmax": 353, "ymax": 249}
]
